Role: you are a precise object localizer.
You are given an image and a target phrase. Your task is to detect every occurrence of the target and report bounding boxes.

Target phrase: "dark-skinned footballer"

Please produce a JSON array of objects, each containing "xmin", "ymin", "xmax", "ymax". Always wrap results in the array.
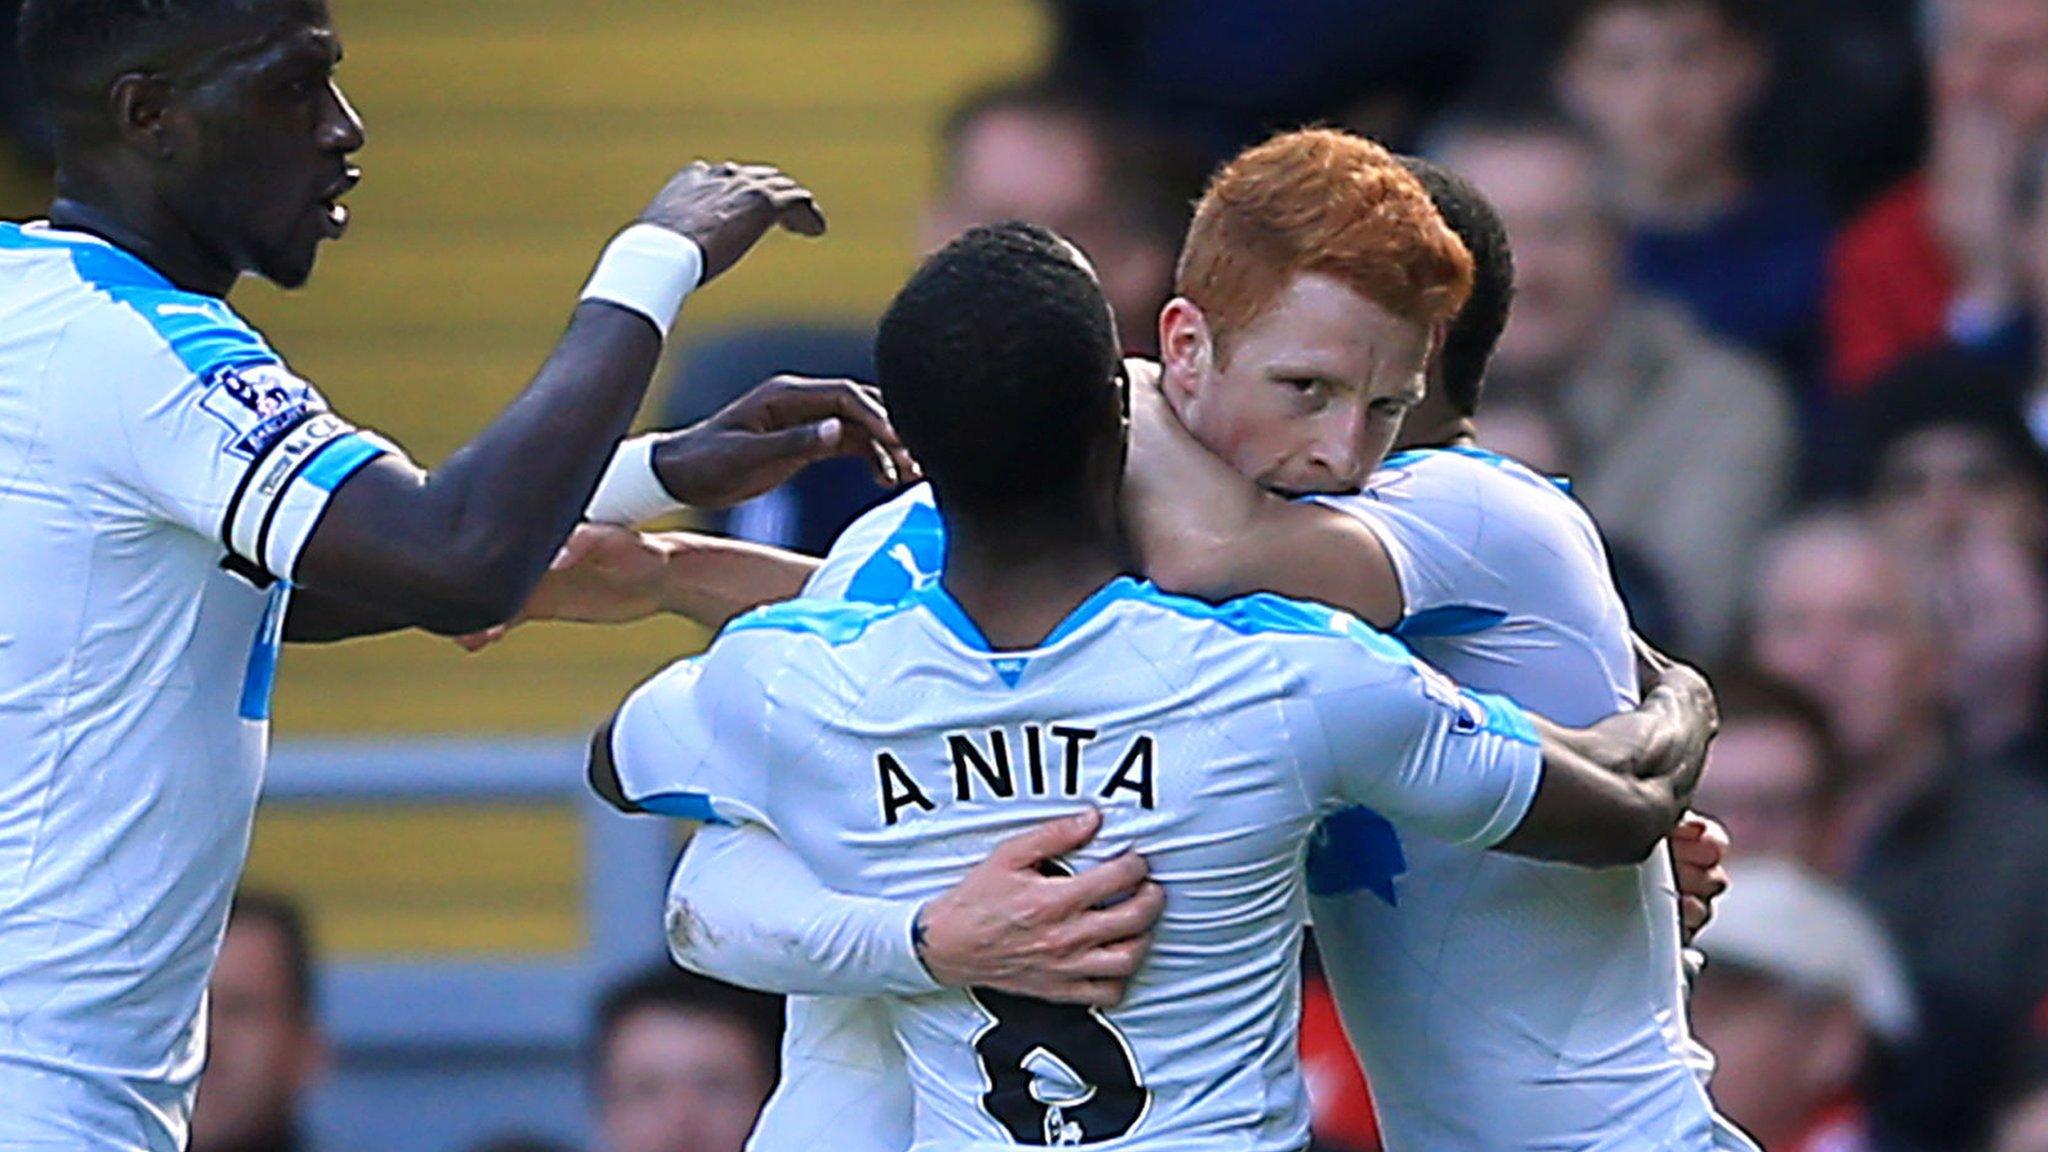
[{"xmin": 0, "ymin": 3, "xmax": 915, "ymax": 1146}]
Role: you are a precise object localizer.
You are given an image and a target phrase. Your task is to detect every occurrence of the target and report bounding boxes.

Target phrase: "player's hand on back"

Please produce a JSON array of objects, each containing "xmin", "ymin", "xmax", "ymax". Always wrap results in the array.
[
  {"xmin": 639, "ymin": 160, "xmax": 827, "ymax": 282},
  {"xmin": 652, "ymin": 374, "xmax": 921, "ymax": 508},
  {"xmin": 454, "ymin": 524, "xmax": 671, "ymax": 651},
  {"xmin": 1670, "ymin": 812, "xmax": 1730, "ymax": 945},
  {"xmin": 914, "ymin": 809, "xmax": 1165, "ymax": 1010}
]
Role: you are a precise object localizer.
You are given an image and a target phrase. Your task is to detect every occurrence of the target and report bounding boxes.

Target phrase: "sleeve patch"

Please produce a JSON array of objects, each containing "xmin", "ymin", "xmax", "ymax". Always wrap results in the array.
[{"xmin": 198, "ymin": 363, "xmax": 323, "ymax": 458}]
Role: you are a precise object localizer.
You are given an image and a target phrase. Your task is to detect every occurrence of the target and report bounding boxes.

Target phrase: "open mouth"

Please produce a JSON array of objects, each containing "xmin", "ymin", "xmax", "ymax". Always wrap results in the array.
[{"xmin": 317, "ymin": 166, "xmax": 362, "ymax": 236}]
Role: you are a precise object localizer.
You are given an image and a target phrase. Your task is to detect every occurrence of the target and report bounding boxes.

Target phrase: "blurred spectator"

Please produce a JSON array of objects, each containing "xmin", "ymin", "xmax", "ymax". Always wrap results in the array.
[
  {"xmin": 1477, "ymin": 0, "xmax": 1924, "ymax": 215},
  {"xmin": 192, "ymin": 892, "xmax": 326, "ymax": 1152},
  {"xmin": 1692, "ymin": 858, "xmax": 1915, "ymax": 1152},
  {"xmin": 1749, "ymin": 510, "xmax": 2048, "ymax": 1150},
  {"xmin": 588, "ymin": 965, "xmax": 781, "ymax": 1152},
  {"xmin": 1047, "ymin": 0, "xmax": 1496, "ymax": 161},
  {"xmin": 1855, "ymin": 357, "xmax": 2048, "ymax": 763},
  {"xmin": 1432, "ymin": 110, "xmax": 1795, "ymax": 657},
  {"xmin": 1555, "ymin": 0, "xmax": 1831, "ymax": 375},
  {"xmin": 916, "ymin": 77, "xmax": 1197, "ymax": 351},
  {"xmin": 1825, "ymin": 0, "xmax": 2048, "ymax": 393},
  {"xmin": 663, "ymin": 76, "xmax": 1199, "ymax": 553},
  {"xmin": 1999, "ymin": 1083, "xmax": 2048, "ymax": 1152},
  {"xmin": 1693, "ymin": 669, "xmax": 1844, "ymax": 870}
]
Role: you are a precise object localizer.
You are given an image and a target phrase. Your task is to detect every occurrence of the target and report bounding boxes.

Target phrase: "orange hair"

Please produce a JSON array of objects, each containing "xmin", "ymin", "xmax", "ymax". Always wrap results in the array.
[{"xmin": 1175, "ymin": 128, "xmax": 1474, "ymax": 347}]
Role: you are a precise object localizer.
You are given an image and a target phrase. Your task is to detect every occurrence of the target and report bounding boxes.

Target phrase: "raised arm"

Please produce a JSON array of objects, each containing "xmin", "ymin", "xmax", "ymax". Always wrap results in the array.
[
  {"xmin": 1123, "ymin": 364, "xmax": 1403, "ymax": 627},
  {"xmin": 288, "ymin": 163, "xmax": 828, "ymax": 638}
]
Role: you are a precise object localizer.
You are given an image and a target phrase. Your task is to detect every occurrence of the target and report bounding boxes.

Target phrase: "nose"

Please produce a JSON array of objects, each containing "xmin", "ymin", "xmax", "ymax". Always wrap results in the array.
[
  {"xmin": 1307, "ymin": 404, "xmax": 1373, "ymax": 488},
  {"xmin": 321, "ymin": 80, "xmax": 366, "ymax": 153}
]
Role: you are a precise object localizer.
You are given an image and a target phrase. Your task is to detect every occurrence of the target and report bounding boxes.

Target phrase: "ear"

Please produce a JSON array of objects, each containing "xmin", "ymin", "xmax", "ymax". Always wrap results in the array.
[
  {"xmin": 109, "ymin": 71, "xmax": 178, "ymax": 159},
  {"xmin": 1418, "ymin": 320, "xmax": 1450, "ymax": 393},
  {"xmin": 1156, "ymin": 297, "xmax": 1214, "ymax": 408}
]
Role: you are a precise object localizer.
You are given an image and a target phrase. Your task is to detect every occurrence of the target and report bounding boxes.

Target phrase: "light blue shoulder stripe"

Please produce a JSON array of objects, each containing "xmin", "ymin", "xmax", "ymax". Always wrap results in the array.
[
  {"xmin": 1467, "ymin": 689, "xmax": 1540, "ymax": 745},
  {"xmin": 0, "ymin": 222, "xmax": 280, "ymax": 378},
  {"xmin": 634, "ymin": 790, "xmax": 731, "ymax": 825},
  {"xmin": 721, "ymin": 595, "xmax": 917, "ymax": 646},
  {"xmin": 1115, "ymin": 580, "xmax": 1416, "ymax": 663},
  {"xmin": 301, "ymin": 434, "xmax": 384, "ymax": 493},
  {"xmin": 1380, "ymin": 444, "xmax": 1572, "ymax": 495}
]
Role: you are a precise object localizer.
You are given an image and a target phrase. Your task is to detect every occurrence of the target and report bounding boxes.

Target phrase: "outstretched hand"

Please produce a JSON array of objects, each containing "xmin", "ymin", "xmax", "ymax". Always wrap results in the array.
[
  {"xmin": 456, "ymin": 524, "xmax": 670, "ymax": 651},
  {"xmin": 653, "ymin": 375, "xmax": 922, "ymax": 510},
  {"xmin": 638, "ymin": 160, "xmax": 827, "ymax": 282}
]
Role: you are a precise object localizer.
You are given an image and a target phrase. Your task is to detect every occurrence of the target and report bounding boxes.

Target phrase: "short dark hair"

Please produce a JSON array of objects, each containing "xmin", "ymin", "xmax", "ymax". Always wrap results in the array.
[
  {"xmin": 225, "ymin": 888, "xmax": 317, "ymax": 1021},
  {"xmin": 1710, "ymin": 666, "xmax": 1851, "ymax": 802},
  {"xmin": 589, "ymin": 964, "xmax": 783, "ymax": 1089},
  {"xmin": 1852, "ymin": 349, "xmax": 2048, "ymax": 498},
  {"xmin": 876, "ymin": 221, "xmax": 1122, "ymax": 521},
  {"xmin": 18, "ymin": 0, "xmax": 326, "ymax": 106},
  {"xmin": 1398, "ymin": 155, "xmax": 1515, "ymax": 417}
]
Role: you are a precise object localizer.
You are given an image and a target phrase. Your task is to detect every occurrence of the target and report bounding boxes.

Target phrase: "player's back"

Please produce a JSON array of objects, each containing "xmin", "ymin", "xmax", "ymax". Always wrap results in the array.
[
  {"xmin": 1307, "ymin": 446, "xmax": 1741, "ymax": 1150},
  {"xmin": 611, "ymin": 575, "xmax": 1542, "ymax": 1151}
]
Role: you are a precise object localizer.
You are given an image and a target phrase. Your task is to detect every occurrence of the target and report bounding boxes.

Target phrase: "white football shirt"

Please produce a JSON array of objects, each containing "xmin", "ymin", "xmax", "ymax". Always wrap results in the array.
[
  {"xmin": 0, "ymin": 222, "xmax": 395, "ymax": 1149},
  {"xmin": 1306, "ymin": 445, "xmax": 1751, "ymax": 1151},
  {"xmin": 611, "ymin": 577, "xmax": 1545, "ymax": 1151},
  {"xmin": 722, "ymin": 487, "xmax": 942, "ymax": 1152}
]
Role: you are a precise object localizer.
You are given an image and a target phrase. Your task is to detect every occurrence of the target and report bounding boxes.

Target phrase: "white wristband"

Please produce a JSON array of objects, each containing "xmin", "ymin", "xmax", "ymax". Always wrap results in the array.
[
  {"xmin": 587, "ymin": 434, "xmax": 685, "ymax": 525},
  {"xmin": 580, "ymin": 224, "xmax": 705, "ymax": 339}
]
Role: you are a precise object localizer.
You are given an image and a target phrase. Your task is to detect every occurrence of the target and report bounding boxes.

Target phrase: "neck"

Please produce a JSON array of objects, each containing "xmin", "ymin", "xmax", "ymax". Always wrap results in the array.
[
  {"xmin": 1619, "ymin": 158, "xmax": 1747, "ymax": 229},
  {"xmin": 1394, "ymin": 412, "xmax": 1478, "ymax": 452},
  {"xmin": 47, "ymin": 162, "xmax": 238, "ymax": 296},
  {"xmin": 941, "ymin": 512, "xmax": 1130, "ymax": 651}
]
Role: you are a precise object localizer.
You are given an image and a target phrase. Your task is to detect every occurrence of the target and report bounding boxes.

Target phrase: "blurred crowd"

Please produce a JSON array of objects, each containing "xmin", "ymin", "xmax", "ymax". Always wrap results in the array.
[
  {"xmin": 9, "ymin": 1, "xmax": 2046, "ymax": 1151},
  {"xmin": 660, "ymin": 2, "xmax": 2048, "ymax": 1150}
]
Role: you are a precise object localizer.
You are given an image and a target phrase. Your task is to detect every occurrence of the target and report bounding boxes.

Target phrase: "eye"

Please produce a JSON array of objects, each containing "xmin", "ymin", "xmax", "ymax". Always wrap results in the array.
[
  {"xmin": 1369, "ymin": 396, "xmax": 1411, "ymax": 418},
  {"xmin": 1278, "ymin": 376, "xmax": 1321, "ymax": 395}
]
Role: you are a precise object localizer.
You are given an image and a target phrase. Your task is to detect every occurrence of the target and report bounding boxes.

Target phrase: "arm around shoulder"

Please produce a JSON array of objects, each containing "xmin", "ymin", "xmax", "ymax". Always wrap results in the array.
[{"xmin": 1493, "ymin": 657, "xmax": 1718, "ymax": 867}]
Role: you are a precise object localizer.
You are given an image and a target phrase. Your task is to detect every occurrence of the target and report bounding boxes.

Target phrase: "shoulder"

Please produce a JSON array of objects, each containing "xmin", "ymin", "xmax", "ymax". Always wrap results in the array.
[
  {"xmin": 1359, "ymin": 446, "xmax": 1590, "ymax": 552},
  {"xmin": 809, "ymin": 482, "xmax": 942, "ymax": 604},
  {"xmin": 1111, "ymin": 579, "xmax": 1415, "ymax": 669},
  {"xmin": 723, "ymin": 594, "xmax": 917, "ymax": 647},
  {"xmin": 5, "ymin": 224, "xmax": 280, "ymax": 379}
]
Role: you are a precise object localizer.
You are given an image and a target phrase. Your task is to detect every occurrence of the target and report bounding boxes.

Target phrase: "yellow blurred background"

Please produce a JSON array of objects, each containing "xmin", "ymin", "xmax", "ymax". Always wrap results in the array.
[
  {"xmin": 227, "ymin": 0, "xmax": 1048, "ymax": 736},
  {"xmin": 0, "ymin": 0, "xmax": 1052, "ymax": 957}
]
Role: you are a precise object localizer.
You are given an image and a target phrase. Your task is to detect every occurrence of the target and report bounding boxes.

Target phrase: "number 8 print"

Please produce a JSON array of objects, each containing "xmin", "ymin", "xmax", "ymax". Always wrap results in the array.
[
  {"xmin": 968, "ymin": 984, "xmax": 1149, "ymax": 1145},
  {"xmin": 967, "ymin": 858, "xmax": 1150, "ymax": 1145}
]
